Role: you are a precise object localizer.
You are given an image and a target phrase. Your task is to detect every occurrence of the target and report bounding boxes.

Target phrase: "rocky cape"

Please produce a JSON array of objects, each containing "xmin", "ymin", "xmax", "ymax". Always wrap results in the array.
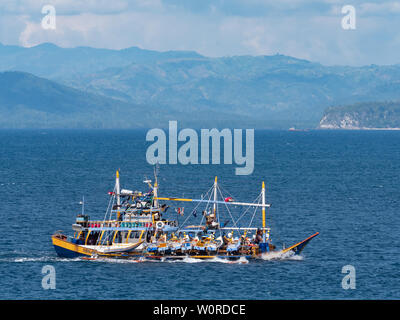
[{"xmin": 318, "ymin": 101, "xmax": 400, "ymax": 129}]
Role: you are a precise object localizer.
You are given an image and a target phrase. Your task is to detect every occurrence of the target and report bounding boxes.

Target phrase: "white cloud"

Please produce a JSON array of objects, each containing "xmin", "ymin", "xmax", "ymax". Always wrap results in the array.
[
  {"xmin": 359, "ymin": 2, "xmax": 400, "ymax": 15},
  {"xmin": 1, "ymin": 0, "xmax": 400, "ymax": 66}
]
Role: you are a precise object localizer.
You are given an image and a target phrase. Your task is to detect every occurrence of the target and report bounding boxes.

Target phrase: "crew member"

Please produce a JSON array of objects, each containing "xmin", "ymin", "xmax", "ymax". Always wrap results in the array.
[{"xmin": 254, "ymin": 229, "xmax": 263, "ymax": 244}]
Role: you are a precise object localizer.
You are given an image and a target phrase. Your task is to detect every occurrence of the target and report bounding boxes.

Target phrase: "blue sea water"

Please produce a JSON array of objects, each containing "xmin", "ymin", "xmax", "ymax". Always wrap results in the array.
[{"xmin": 0, "ymin": 129, "xmax": 399, "ymax": 300}]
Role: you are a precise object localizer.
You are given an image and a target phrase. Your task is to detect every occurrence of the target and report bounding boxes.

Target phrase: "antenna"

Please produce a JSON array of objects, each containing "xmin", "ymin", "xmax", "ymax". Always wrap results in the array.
[
  {"xmin": 79, "ymin": 196, "xmax": 85, "ymax": 215},
  {"xmin": 154, "ymin": 162, "xmax": 160, "ymax": 182}
]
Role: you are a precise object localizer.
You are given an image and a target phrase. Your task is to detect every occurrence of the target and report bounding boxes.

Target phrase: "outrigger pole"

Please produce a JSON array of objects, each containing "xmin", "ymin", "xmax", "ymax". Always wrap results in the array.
[
  {"xmin": 154, "ymin": 176, "xmax": 271, "ymax": 208},
  {"xmin": 154, "ymin": 197, "xmax": 271, "ymax": 208}
]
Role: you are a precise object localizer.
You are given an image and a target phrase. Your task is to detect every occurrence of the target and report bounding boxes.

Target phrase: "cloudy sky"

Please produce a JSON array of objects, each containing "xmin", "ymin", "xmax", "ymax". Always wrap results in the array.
[{"xmin": 0, "ymin": 0, "xmax": 399, "ymax": 66}]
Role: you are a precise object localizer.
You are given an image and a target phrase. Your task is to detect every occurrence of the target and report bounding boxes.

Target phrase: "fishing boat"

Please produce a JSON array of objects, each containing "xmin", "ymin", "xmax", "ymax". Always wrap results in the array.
[{"xmin": 52, "ymin": 170, "xmax": 319, "ymax": 261}]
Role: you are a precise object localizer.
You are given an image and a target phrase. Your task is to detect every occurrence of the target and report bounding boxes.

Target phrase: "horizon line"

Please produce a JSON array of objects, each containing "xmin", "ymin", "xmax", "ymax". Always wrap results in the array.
[{"xmin": 1, "ymin": 41, "xmax": 398, "ymax": 68}]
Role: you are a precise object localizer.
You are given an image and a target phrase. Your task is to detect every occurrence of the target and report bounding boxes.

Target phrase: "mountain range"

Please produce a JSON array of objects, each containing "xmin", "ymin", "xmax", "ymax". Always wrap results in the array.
[{"xmin": 1, "ymin": 42, "xmax": 400, "ymax": 129}]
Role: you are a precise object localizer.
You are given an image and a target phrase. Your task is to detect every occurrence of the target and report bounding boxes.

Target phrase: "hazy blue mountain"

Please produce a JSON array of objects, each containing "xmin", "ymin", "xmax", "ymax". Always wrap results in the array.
[
  {"xmin": 319, "ymin": 101, "xmax": 400, "ymax": 129},
  {"xmin": 0, "ymin": 71, "xmax": 150, "ymax": 128},
  {"xmin": 2, "ymin": 43, "xmax": 400, "ymax": 128},
  {"xmin": 0, "ymin": 71, "xmax": 251, "ymax": 128},
  {"xmin": 61, "ymin": 56, "xmax": 400, "ymax": 128},
  {"xmin": 0, "ymin": 42, "xmax": 202, "ymax": 79}
]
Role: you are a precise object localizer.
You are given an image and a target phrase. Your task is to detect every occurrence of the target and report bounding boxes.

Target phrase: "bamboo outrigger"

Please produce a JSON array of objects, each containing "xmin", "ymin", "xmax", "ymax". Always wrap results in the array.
[{"xmin": 52, "ymin": 170, "xmax": 319, "ymax": 261}]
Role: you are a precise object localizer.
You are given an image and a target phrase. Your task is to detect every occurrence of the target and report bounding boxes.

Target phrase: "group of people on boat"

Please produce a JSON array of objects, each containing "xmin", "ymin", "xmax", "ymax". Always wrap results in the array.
[{"xmin": 148, "ymin": 227, "xmax": 266, "ymax": 248}]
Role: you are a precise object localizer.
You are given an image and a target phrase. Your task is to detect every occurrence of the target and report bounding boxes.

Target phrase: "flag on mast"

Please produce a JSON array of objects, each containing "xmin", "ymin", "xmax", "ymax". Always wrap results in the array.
[{"xmin": 175, "ymin": 207, "xmax": 184, "ymax": 216}]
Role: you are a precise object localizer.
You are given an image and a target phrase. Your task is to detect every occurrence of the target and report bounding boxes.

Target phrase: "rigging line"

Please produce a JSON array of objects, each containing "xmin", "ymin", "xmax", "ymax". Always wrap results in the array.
[
  {"xmin": 247, "ymin": 194, "xmax": 262, "ymax": 229},
  {"xmin": 265, "ymin": 208, "xmax": 283, "ymax": 245},
  {"xmin": 101, "ymin": 205, "xmax": 122, "ymax": 246},
  {"xmin": 203, "ymin": 184, "xmax": 215, "ymax": 227},
  {"xmin": 103, "ymin": 185, "xmax": 115, "ymax": 222},
  {"xmin": 217, "ymin": 185, "xmax": 240, "ymax": 236},
  {"xmin": 98, "ymin": 194, "xmax": 122, "ymax": 248},
  {"xmin": 202, "ymin": 185, "xmax": 214, "ymax": 224},
  {"xmin": 191, "ymin": 184, "xmax": 213, "ymax": 228},
  {"xmin": 107, "ymin": 187, "xmax": 117, "ymax": 222},
  {"xmin": 176, "ymin": 184, "xmax": 213, "ymax": 232},
  {"xmin": 194, "ymin": 187, "xmax": 212, "ymax": 227},
  {"xmin": 215, "ymin": 187, "xmax": 223, "ymax": 240},
  {"xmin": 218, "ymin": 183, "xmax": 236, "ymax": 200},
  {"xmin": 96, "ymin": 185, "xmax": 116, "ymax": 246},
  {"xmin": 198, "ymin": 184, "xmax": 214, "ymax": 227},
  {"xmin": 235, "ymin": 193, "xmax": 262, "ymax": 224}
]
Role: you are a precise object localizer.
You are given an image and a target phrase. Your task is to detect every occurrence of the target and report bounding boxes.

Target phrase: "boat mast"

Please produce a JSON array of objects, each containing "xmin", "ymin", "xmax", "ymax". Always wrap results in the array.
[
  {"xmin": 153, "ymin": 179, "xmax": 158, "ymax": 208},
  {"xmin": 116, "ymin": 170, "xmax": 121, "ymax": 220},
  {"xmin": 262, "ymin": 181, "xmax": 266, "ymax": 242},
  {"xmin": 152, "ymin": 165, "xmax": 159, "ymax": 208},
  {"xmin": 213, "ymin": 176, "xmax": 217, "ymax": 214}
]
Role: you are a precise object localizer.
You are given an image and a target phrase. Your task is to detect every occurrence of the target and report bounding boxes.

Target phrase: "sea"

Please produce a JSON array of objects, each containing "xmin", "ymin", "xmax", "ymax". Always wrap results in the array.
[{"xmin": 0, "ymin": 129, "xmax": 399, "ymax": 300}]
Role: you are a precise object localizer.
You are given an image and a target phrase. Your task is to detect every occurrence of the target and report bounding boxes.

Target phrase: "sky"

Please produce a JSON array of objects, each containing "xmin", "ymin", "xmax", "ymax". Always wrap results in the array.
[{"xmin": 0, "ymin": 0, "xmax": 399, "ymax": 66}]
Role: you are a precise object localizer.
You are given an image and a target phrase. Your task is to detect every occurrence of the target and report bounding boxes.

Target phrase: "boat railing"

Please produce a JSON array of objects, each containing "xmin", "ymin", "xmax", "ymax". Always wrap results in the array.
[
  {"xmin": 79, "ymin": 218, "xmax": 178, "ymax": 230},
  {"xmin": 82, "ymin": 220, "xmax": 152, "ymax": 228},
  {"xmin": 110, "ymin": 208, "xmax": 154, "ymax": 214},
  {"xmin": 79, "ymin": 217, "xmax": 178, "ymax": 228},
  {"xmin": 52, "ymin": 231, "xmax": 68, "ymax": 241},
  {"xmin": 123, "ymin": 214, "xmax": 153, "ymax": 221}
]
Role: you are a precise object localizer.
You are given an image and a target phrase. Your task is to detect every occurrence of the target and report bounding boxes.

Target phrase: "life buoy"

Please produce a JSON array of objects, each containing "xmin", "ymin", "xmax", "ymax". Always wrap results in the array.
[{"xmin": 156, "ymin": 221, "xmax": 165, "ymax": 229}]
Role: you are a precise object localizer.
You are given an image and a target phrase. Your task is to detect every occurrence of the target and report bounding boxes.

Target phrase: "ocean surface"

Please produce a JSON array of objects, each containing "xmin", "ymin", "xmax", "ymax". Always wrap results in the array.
[{"xmin": 0, "ymin": 129, "xmax": 399, "ymax": 300}]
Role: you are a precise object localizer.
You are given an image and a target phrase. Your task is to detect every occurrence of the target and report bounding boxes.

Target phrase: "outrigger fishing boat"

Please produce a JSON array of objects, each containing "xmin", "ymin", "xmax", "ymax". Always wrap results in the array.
[{"xmin": 52, "ymin": 170, "xmax": 319, "ymax": 261}]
